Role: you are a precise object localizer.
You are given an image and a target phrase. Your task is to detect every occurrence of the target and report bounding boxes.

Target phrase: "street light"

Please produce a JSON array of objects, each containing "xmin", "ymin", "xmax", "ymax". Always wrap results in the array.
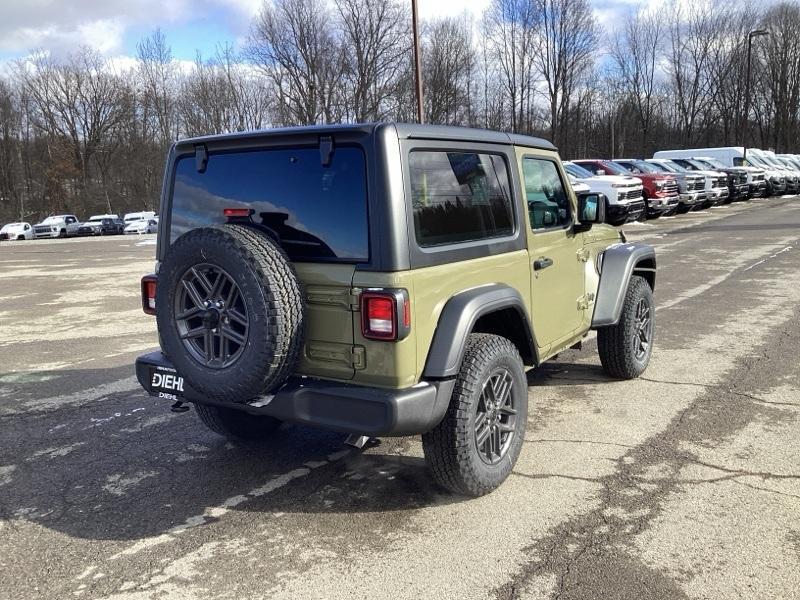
[
  {"xmin": 742, "ymin": 29, "xmax": 769, "ymax": 161},
  {"xmin": 411, "ymin": 0, "xmax": 424, "ymax": 124}
]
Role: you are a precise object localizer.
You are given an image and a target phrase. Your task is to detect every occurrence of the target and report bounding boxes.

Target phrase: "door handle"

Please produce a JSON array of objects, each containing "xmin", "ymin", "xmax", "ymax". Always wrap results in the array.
[{"xmin": 533, "ymin": 257, "xmax": 554, "ymax": 271}]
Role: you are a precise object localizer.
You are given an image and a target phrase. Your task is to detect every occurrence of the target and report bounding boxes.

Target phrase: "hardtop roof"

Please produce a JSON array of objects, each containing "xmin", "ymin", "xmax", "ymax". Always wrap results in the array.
[{"xmin": 176, "ymin": 122, "xmax": 556, "ymax": 152}]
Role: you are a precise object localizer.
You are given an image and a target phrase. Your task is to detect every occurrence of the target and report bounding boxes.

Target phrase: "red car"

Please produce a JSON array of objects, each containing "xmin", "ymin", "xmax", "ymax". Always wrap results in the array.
[{"xmin": 574, "ymin": 159, "xmax": 680, "ymax": 218}]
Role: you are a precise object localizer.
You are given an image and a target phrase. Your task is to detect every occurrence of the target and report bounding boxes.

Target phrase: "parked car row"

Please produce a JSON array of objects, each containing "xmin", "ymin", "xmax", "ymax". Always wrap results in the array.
[
  {"xmin": 566, "ymin": 146, "xmax": 795, "ymax": 225},
  {"xmin": 0, "ymin": 211, "xmax": 158, "ymax": 242}
]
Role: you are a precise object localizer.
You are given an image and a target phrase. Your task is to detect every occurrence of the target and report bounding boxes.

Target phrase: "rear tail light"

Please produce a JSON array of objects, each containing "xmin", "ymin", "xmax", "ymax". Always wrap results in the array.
[
  {"xmin": 360, "ymin": 290, "xmax": 411, "ymax": 341},
  {"xmin": 141, "ymin": 274, "xmax": 157, "ymax": 315}
]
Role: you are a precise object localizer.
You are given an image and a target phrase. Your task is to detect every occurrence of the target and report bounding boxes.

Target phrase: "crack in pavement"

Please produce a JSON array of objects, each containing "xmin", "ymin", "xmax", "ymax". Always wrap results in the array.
[{"xmin": 493, "ymin": 305, "xmax": 800, "ymax": 600}]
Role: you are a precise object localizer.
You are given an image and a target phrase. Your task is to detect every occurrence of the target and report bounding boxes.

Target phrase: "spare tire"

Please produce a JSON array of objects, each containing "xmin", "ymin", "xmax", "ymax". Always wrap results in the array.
[{"xmin": 156, "ymin": 224, "xmax": 305, "ymax": 402}]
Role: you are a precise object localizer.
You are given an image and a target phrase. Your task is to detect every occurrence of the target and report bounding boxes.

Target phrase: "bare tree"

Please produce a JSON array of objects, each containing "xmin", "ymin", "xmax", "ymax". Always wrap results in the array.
[
  {"xmin": 665, "ymin": 3, "xmax": 716, "ymax": 145},
  {"xmin": 423, "ymin": 16, "xmax": 475, "ymax": 125},
  {"xmin": 533, "ymin": 0, "xmax": 600, "ymax": 148},
  {"xmin": 247, "ymin": 0, "xmax": 344, "ymax": 125},
  {"xmin": 760, "ymin": 2, "xmax": 800, "ymax": 151},
  {"xmin": 137, "ymin": 29, "xmax": 178, "ymax": 146},
  {"xmin": 15, "ymin": 48, "xmax": 128, "ymax": 213},
  {"xmin": 335, "ymin": 0, "xmax": 408, "ymax": 122},
  {"xmin": 483, "ymin": 0, "xmax": 539, "ymax": 133},
  {"xmin": 609, "ymin": 9, "xmax": 663, "ymax": 155}
]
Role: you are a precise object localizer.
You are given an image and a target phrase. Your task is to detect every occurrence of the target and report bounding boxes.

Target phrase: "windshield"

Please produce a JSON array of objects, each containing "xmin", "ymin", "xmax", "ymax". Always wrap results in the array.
[
  {"xmin": 687, "ymin": 159, "xmax": 713, "ymax": 171},
  {"xmin": 602, "ymin": 161, "xmax": 632, "ymax": 176},
  {"xmin": 661, "ymin": 160, "xmax": 687, "ymax": 173},
  {"xmin": 781, "ymin": 156, "xmax": 800, "ymax": 169},
  {"xmin": 758, "ymin": 155, "xmax": 782, "ymax": 168},
  {"xmin": 171, "ymin": 146, "xmax": 369, "ymax": 262},
  {"xmin": 89, "ymin": 216, "xmax": 105, "ymax": 222},
  {"xmin": 746, "ymin": 154, "xmax": 769, "ymax": 168},
  {"xmin": 41, "ymin": 216, "xmax": 60, "ymax": 225},
  {"xmin": 644, "ymin": 161, "xmax": 670, "ymax": 173},
  {"xmin": 672, "ymin": 159, "xmax": 702, "ymax": 171},
  {"xmin": 623, "ymin": 160, "xmax": 660, "ymax": 174},
  {"xmin": 563, "ymin": 162, "xmax": 595, "ymax": 179},
  {"xmin": 701, "ymin": 158, "xmax": 727, "ymax": 169}
]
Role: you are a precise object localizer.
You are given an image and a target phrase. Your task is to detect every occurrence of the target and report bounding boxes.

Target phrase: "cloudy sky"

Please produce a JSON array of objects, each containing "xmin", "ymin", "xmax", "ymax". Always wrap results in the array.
[{"xmin": 0, "ymin": 0, "xmax": 647, "ymax": 66}]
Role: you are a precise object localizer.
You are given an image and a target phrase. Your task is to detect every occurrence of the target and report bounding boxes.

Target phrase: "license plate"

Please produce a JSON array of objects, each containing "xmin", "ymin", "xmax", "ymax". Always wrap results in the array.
[{"xmin": 147, "ymin": 365, "xmax": 185, "ymax": 400}]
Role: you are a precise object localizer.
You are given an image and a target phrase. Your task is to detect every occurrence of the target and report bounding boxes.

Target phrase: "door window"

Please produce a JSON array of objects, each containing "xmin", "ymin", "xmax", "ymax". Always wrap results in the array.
[
  {"xmin": 409, "ymin": 151, "xmax": 514, "ymax": 247},
  {"xmin": 522, "ymin": 158, "xmax": 572, "ymax": 230}
]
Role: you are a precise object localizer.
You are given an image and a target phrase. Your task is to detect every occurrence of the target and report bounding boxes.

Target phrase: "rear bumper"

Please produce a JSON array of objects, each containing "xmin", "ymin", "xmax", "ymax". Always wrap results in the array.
[{"xmin": 135, "ymin": 351, "xmax": 454, "ymax": 437}]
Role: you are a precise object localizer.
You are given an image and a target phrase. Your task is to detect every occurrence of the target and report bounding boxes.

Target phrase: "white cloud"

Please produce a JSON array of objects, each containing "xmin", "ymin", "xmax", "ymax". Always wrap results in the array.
[
  {"xmin": 217, "ymin": 0, "xmax": 264, "ymax": 18},
  {"xmin": 418, "ymin": 0, "xmax": 491, "ymax": 21},
  {"xmin": 0, "ymin": 0, "xmax": 191, "ymax": 56},
  {"xmin": 0, "ymin": 18, "xmax": 124, "ymax": 56}
]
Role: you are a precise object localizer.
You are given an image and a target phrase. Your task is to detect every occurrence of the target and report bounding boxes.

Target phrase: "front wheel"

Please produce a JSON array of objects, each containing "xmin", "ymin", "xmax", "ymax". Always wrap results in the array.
[
  {"xmin": 597, "ymin": 275, "xmax": 654, "ymax": 379},
  {"xmin": 422, "ymin": 334, "xmax": 528, "ymax": 497},
  {"xmin": 195, "ymin": 404, "xmax": 281, "ymax": 441}
]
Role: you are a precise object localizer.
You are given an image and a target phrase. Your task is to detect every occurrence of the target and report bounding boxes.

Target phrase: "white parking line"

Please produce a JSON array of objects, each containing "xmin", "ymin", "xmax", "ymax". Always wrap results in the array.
[
  {"xmin": 743, "ymin": 245, "xmax": 795, "ymax": 271},
  {"xmin": 108, "ymin": 448, "xmax": 351, "ymax": 560}
]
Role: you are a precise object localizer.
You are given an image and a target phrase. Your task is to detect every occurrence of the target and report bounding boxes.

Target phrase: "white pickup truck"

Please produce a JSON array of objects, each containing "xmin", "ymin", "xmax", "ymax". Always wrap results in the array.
[
  {"xmin": 563, "ymin": 161, "xmax": 645, "ymax": 225},
  {"xmin": 33, "ymin": 215, "xmax": 82, "ymax": 238}
]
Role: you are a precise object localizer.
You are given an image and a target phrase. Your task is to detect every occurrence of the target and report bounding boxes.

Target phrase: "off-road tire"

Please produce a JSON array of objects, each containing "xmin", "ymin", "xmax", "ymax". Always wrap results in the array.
[
  {"xmin": 194, "ymin": 403, "xmax": 281, "ymax": 441},
  {"xmin": 422, "ymin": 334, "xmax": 528, "ymax": 497},
  {"xmin": 157, "ymin": 224, "xmax": 305, "ymax": 402},
  {"xmin": 597, "ymin": 275, "xmax": 654, "ymax": 379}
]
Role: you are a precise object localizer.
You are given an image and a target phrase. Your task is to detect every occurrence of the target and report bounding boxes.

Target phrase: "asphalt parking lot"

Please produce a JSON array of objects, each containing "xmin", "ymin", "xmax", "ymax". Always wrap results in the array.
[{"xmin": 1, "ymin": 198, "xmax": 799, "ymax": 600}]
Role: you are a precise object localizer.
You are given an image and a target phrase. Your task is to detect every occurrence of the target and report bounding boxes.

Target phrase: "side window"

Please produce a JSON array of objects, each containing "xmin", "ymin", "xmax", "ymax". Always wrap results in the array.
[
  {"xmin": 522, "ymin": 158, "xmax": 572, "ymax": 231},
  {"xmin": 24, "ymin": 224, "xmax": 30, "ymax": 230},
  {"xmin": 409, "ymin": 151, "xmax": 514, "ymax": 247}
]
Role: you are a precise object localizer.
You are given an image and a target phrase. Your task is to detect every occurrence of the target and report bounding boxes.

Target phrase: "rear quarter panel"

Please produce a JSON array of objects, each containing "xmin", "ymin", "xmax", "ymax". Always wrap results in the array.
[{"xmin": 352, "ymin": 250, "xmax": 531, "ymax": 388}]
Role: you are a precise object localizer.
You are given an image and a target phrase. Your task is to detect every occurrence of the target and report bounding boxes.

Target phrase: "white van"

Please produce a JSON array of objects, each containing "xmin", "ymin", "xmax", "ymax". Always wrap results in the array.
[{"xmin": 124, "ymin": 211, "xmax": 157, "ymax": 223}]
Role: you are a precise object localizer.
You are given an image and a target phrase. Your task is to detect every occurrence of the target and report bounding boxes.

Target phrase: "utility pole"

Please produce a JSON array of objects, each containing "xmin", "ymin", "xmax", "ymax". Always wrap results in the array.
[
  {"xmin": 411, "ymin": 0, "xmax": 424, "ymax": 123},
  {"xmin": 742, "ymin": 29, "xmax": 769, "ymax": 160}
]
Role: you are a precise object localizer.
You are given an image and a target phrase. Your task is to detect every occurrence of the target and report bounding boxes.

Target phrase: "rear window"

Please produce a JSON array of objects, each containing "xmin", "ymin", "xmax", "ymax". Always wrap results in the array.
[
  {"xmin": 409, "ymin": 151, "xmax": 514, "ymax": 247},
  {"xmin": 169, "ymin": 146, "xmax": 369, "ymax": 262}
]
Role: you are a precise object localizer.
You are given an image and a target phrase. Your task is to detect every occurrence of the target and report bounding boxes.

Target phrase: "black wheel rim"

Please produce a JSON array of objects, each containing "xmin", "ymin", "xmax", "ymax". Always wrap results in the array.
[
  {"xmin": 475, "ymin": 368, "xmax": 517, "ymax": 465},
  {"xmin": 175, "ymin": 264, "xmax": 249, "ymax": 369},
  {"xmin": 633, "ymin": 297, "xmax": 652, "ymax": 361}
]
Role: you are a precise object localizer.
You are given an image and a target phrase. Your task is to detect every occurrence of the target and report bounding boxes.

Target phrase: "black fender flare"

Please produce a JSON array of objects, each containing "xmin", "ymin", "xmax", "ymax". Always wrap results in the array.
[
  {"xmin": 423, "ymin": 284, "xmax": 537, "ymax": 379},
  {"xmin": 591, "ymin": 242, "xmax": 656, "ymax": 328}
]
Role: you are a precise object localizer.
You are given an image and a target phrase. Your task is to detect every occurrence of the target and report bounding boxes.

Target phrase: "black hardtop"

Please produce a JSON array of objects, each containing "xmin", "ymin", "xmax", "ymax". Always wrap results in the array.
[{"xmin": 175, "ymin": 122, "xmax": 556, "ymax": 153}]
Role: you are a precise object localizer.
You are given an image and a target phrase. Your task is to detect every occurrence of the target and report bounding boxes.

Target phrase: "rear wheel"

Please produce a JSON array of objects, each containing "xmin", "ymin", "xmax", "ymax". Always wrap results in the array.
[
  {"xmin": 422, "ymin": 334, "xmax": 528, "ymax": 497},
  {"xmin": 195, "ymin": 404, "xmax": 281, "ymax": 441}
]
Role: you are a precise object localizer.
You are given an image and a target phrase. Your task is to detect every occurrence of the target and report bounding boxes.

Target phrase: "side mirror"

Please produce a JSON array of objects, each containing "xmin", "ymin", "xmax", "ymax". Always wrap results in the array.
[
  {"xmin": 574, "ymin": 192, "xmax": 606, "ymax": 233},
  {"xmin": 595, "ymin": 170, "xmax": 605, "ymax": 176}
]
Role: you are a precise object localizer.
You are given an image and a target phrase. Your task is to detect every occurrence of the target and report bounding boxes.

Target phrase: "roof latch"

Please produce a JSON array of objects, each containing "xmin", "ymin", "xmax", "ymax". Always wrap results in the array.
[
  {"xmin": 320, "ymin": 136, "xmax": 334, "ymax": 167},
  {"xmin": 195, "ymin": 144, "xmax": 208, "ymax": 173}
]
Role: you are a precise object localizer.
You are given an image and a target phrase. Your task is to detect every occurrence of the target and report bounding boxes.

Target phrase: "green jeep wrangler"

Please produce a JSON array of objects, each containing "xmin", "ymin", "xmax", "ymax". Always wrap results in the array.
[{"xmin": 136, "ymin": 123, "xmax": 656, "ymax": 496}]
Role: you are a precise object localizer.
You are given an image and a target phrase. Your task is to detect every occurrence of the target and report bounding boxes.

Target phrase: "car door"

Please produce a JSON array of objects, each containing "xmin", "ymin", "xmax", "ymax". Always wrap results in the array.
[{"xmin": 518, "ymin": 150, "xmax": 586, "ymax": 348}]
